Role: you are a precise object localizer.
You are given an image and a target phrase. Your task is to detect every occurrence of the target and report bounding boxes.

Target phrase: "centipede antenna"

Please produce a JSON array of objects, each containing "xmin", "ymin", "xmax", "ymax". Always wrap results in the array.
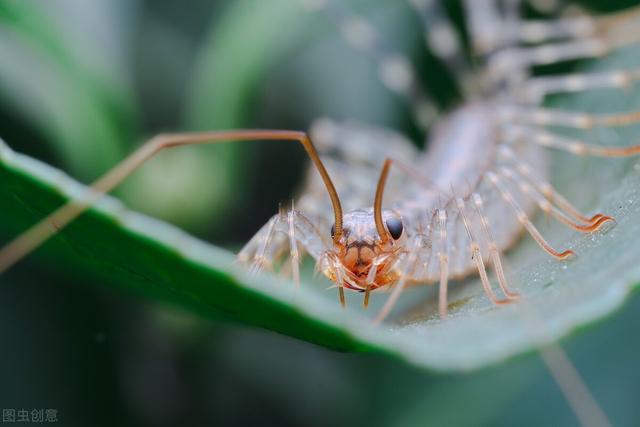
[
  {"xmin": 0, "ymin": 130, "xmax": 344, "ymax": 273},
  {"xmin": 373, "ymin": 158, "xmax": 393, "ymax": 242}
]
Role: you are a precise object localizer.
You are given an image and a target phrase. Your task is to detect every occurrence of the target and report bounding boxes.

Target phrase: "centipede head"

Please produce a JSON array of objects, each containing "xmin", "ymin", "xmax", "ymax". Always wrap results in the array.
[{"xmin": 319, "ymin": 208, "xmax": 406, "ymax": 293}]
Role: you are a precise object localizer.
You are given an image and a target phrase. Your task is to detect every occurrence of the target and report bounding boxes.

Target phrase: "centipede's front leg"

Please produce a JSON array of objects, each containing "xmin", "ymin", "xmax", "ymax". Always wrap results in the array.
[{"xmin": 237, "ymin": 207, "xmax": 331, "ymax": 290}]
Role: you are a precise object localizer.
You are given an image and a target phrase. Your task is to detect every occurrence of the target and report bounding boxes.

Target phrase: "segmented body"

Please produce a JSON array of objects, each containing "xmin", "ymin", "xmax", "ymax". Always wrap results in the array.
[
  {"xmin": 301, "ymin": 102, "xmax": 546, "ymax": 282},
  {"xmin": 238, "ymin": 1, "xmax": 640, "ymax": 317}
]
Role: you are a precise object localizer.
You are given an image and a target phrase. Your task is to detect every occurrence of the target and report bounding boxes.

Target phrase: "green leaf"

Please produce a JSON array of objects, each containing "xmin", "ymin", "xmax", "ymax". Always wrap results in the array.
[
  {"xmin": 2, "ymin": 42, "xmax": 640, "ymax": 373},
  {"xmin": 0, "ymin": 0, "xmax": 135, "ymax": 179}
]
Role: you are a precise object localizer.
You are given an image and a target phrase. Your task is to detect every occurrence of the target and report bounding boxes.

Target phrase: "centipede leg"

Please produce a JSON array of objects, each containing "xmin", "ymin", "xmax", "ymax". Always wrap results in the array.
[
  {"xmin": 487, "ymin": 172, "xmax": 575, "ymax": 260},
  {"xmin": 521, "ymin": 68, "xmax": 640, "ymax": 100},
  {"xmin": 238, "ymin": 215, "xmax": 283, "ymax": 275},
  {"xmin": 437, "ymin": 208, "xmax": 450, "ymax": 318},
  {"xmin": 505, "ymin": 125, "xmax": 640, "ymax": 157},
  {"xmin": 409, "ymin": 0, "xmax": 475, "ymax": 95},
  {"xmin": 456, "ymin": 197, "xmax": 511, "ymax": 305},
  {"xmin": 287, "ymin": 203, "xmax": 301, "ymax": 288},
  {"xmin": 499, "ymin": 146, "xmax": 613, "ymax": 227},
  {"xmin": 498, "ymin": 167, "xmax": 613, "ymax": 233},
  {"xmin": 500, "ymin": 106, "xmax": 640, "ymax": 129},
  {"xmin": 372, "ymin": 236, "xmax": 422, "ymax": 325},
  {"xmin": 239, "ymin": 207, "xmax": 328, "ymax": 287},
  {"xmin": 472, "ymin": 193, "xmax": 520, "ymax": 300},
  {"xmin": 300, "ymin": 0, "xmax": 438, "ymax": 129}
]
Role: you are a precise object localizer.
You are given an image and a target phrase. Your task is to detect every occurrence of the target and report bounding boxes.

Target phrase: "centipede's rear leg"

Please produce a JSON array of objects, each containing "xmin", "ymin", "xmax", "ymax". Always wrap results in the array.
[{"xmin": 487, "ymin": 171, "xmax": 575, "ymax": 260}]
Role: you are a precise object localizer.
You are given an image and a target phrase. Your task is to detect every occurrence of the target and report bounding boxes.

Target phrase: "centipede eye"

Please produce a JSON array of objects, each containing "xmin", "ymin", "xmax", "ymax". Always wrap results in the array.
[
  {"xmin": 330, "ymin": 223, "xmax": 336, "ymax": 238},
  {"xmin": 385, "ymin": 217, "xmax": 403, "ymax": 240}
]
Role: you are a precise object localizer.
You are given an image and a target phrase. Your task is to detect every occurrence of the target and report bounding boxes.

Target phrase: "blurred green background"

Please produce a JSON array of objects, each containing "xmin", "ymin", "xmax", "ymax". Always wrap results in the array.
[{"xmin": 1, "ymin": 0, "xmax": 640, "ymax": 426}]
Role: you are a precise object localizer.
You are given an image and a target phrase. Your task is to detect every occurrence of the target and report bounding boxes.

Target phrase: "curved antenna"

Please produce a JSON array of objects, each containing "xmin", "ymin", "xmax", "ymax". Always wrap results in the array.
[
  {"xmin": 373, "ymin": 159, "xmax": 393, "ymax": 242},
  {"xmin": 0, "ymin": 130, "xmax": 343, "ymax": 273}
]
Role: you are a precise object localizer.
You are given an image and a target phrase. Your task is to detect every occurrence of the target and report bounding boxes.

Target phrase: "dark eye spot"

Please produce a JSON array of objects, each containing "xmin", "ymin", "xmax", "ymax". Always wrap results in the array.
[
  {"xmin": 330, "ymin": 223, "xmax": 336, "ymax": 238},
  {"xmin": 386, "ymin": 217, "xmax": 403, "ymax": 240}
]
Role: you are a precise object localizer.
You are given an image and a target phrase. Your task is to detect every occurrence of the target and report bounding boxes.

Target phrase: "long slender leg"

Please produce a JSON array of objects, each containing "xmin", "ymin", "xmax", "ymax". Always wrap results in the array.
[
  {"xmin": 456, "ymin": 197, "xmax": 511, "ymax": 305},
  {"xmin": 503, "ymin": 125, "xmax": 640, "ymax": 157},
  {"xmin": 408, "ymin": 0, "xmax": 475, "ymax": 95},
  {"xmin": 463, "ymin": 0, "xmax": 503, "ymax": 56},
  {"xmin": 489, "ymin": 5, "xmax": 640, "ymax": 80},
  {"xmin": 437, "ymin": 208, "xmax": 450, "ymax": 318},
  {"xmin": 498, "ymin": 167, "xmax": 612, "ymax": 232},
  {"xmin": 472, "ymin": 193, "xmax": 520, "ymax": 299},
  {"xmin": 596, "ymin": 5, "xmax": 640, "ymax": 49},
  {"xmin": 499, "ymin": 106, "xmax": 640, "ymax": 129},
  {"xmin": 521, "ymin": 68, "xmax": 640, "ymax": 101},
  {"xmin": 301, "ymin": 0, "xmax": 438, "ymax": 129},
  {"xmin": 238, "ymin": 206, "xmax": 340, "ymax": 298},
  {"xmin": 238, "ymin": 214, "xmax": 283, "ymax": 275},
  {"xmin": 498, "ymin": 146, "xmax": 611, "ymax": 226},
  {"xmin": 489, "ymin": 38, "xmax": 608, "ymax": 79},
  {"xmin": 513, "ymin": 6, "xmax": 640, "ymax": 46},
  {"xmin": 487, "ymin": 172, "xmax": 575, "ymax": 260},
  {"xmin": 287, "ymin": 202, "xmax": 301, "ymax": 288},
  {"xmin": 514, "ymin": 16, "xmax": 595, "ymax": 44},
  {"xmin": 0, "ymin": 130, "xmax": 342, "ymax": 274}
]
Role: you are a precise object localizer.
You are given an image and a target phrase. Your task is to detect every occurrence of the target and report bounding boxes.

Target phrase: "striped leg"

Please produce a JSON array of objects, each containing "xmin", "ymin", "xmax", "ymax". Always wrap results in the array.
[
  {"xmin": 498, "ymin": 146, "xmax": 612, "ymax": 227},
  {"xmin": 456, "ymin": 197, "xmax": 511, "ymax": 305},
  {"xmin": 437, "ymin": 208, "xmax": 450, "ymax": 318},
  {"xmin": 238, "ymin": 207, "xmax": 330, "ymax": 288},
  {"xmin": 463, "ymin": 0, "xmax": 503, "ymax": 56},
  {"xmin": 238, "ymin": 214, "xmax": 284, "ymax": 275},
  {"xmin": 513, "ymin": 16, "xmax": 596, "ymax": 44},
  {"xmin": 472, "ymin": 193, "xmax": 520, "ymax": 299},
  {"xmin": 521, "ymin": 68, "xmax": 640, "ymax": 101},
  {"xmin": 489, "ymin": 38, "xmax": 609, "ymax": 80},
  {"xmin": 487, "ymin": 172, "xmax": 575, "ymax": 260},
  {"xmin": 504, "ymin": 126, "xmax": 640, "ymax": 157},
  {"xmin": 408, "ymin": 0, "xmax": 475, "ymax": 95},
  {"xmin": 499, "ymin": 106, "xmax": 640, "ymax": 129},
  {"xmin": 498, "ymin": 167, "xmax": 612, "ymax": 233}
]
